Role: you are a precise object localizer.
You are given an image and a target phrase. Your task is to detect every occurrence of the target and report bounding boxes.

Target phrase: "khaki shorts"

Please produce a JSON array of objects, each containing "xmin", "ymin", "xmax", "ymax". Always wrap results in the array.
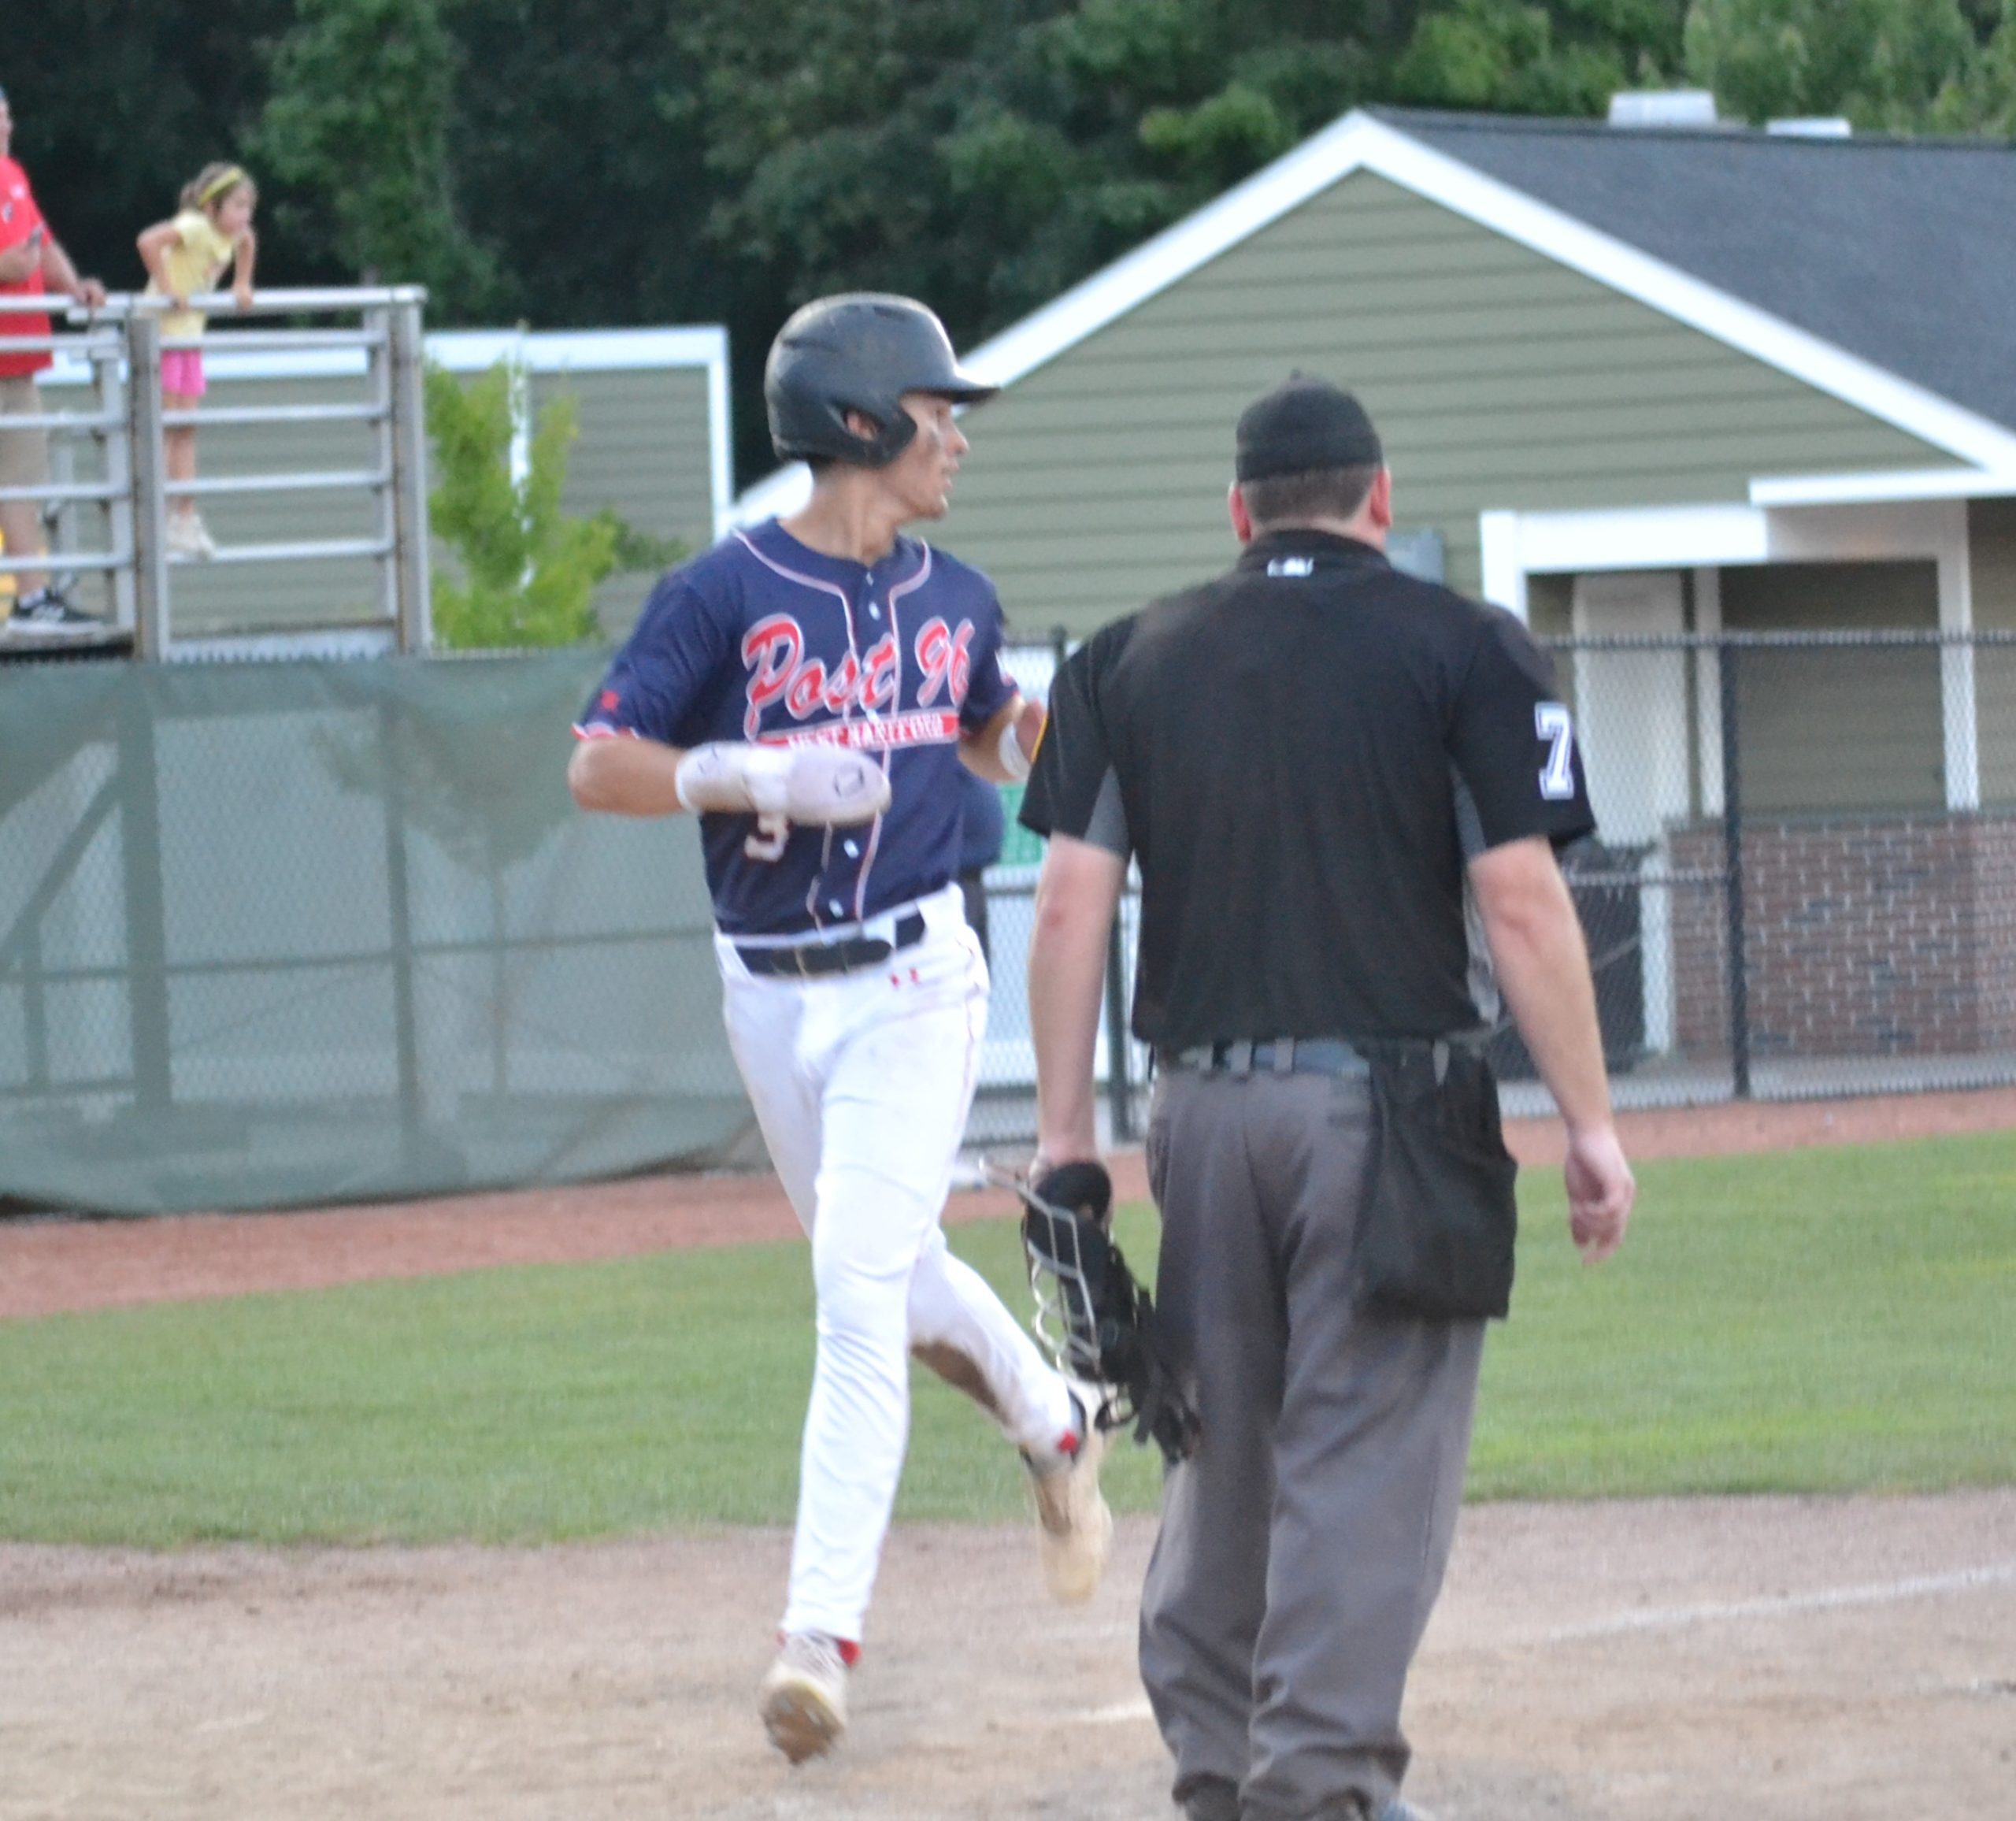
[{"xmin": 0, "ymin": 375, "xmax": 52, "ymax": 491}]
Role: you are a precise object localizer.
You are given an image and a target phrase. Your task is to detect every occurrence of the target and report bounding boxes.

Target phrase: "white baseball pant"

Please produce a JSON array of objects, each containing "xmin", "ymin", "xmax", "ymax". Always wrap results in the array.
[{"xmin": 716, "ymin": 882, "xmax": 1077, "ymax": 1644}]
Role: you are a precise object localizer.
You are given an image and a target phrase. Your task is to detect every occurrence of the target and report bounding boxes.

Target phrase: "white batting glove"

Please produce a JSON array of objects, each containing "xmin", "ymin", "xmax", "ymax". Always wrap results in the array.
[{"xmin": 674, "ymin": 741, "xmax": 890, "ymax": 826}]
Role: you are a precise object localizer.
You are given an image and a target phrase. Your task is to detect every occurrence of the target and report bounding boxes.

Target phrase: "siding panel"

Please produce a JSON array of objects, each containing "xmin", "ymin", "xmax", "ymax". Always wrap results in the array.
[
  {"xmin": 532, "ymin": 368, "xmax": 715, "ymax": 642},
  {"xmin": 936, "ymin": 171, "xmax": 1952, "ymax": 634},
  {"xmin": 1721, "ymin": 561, "xmax": 1942, "ymax": 813}
]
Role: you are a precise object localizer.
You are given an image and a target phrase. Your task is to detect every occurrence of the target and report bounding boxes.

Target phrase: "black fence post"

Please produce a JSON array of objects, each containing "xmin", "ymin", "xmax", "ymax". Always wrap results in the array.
[
  {"xmin": 1718, "ymin": 640, "xmax": 1751, "ymax": 1098},
  {"xmin": 1103, "ymin": 913, "xmax": 1134, "ymax": 1143}
]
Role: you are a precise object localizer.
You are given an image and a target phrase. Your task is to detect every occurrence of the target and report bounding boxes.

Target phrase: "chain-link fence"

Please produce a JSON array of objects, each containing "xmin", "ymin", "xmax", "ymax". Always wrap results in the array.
[
  {"xmin": 7, "ymin": 631, "xmax": 2014, "ymax": 1214},
  {"xmin": 1517, "ymin": 628, "xmax": 2016, "ymax": 1113},
  {"xmin": 0, "ymin": 652, "xmax": 749, "ymax": 1215},
  {"xmin": 968, "ymin": 628, "xmax": 2016, "ymax": 1139}
]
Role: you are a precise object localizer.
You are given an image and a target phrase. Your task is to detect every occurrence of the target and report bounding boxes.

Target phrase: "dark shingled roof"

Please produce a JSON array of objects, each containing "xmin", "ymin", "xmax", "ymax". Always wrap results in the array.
[{"xmin": 1373, "ymin": 108, "xmax": 2016, "ymax": 436}]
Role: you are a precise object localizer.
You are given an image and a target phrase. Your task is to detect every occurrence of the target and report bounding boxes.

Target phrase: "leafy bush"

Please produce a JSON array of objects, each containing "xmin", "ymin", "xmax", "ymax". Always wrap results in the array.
[{"xmin": 424, "ymin": 358, "xmax": 686, "ymax": 650}]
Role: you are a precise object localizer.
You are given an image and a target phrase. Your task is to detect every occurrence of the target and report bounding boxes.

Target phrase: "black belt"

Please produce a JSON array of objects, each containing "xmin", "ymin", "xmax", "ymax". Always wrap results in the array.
[
  {"xmin": 737, "ymin": 911, "xmax": 927, "ymax": 980},
  {"xmin": 1158, "ymin": 1037, "xmax": 1369, "ymax": 1077}
]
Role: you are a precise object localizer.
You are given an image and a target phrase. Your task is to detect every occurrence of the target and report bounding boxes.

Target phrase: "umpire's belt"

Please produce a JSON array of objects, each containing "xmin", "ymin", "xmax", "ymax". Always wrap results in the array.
[
  {"xmin": 736, "ymin": 911, "xmax": 926, "ymax": 980},
  {"xmin": 1158, "ymin": 1037, "xmax": 1370, "ymax": 1077}
]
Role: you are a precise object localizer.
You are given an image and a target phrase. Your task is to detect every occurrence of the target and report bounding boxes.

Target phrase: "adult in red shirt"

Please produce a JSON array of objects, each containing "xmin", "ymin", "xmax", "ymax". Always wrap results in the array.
[{"xmin": 1, "ymin": 83, "xmax": 108, "ymax": 636}]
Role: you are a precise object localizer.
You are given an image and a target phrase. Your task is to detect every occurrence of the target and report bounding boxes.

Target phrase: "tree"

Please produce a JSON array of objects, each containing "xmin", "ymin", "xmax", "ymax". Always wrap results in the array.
[
  {"xmin": 1683, "ymin": 0, "xmax": 1981, "ymax": 128},
  {"xmin": 1930, "ymin": 0, "xmax": 2016, "ymax": 132},
  {"xmin": 424, "ymin": 361, "xmax": 624, "ymax": 649},
  {"xmin": 7, "ymin": 0, "xmax": 301, "ymax": 293},
  {"xmin": 17, "ymin": 0, "xmax": 2013, "ymax": 502},
  {"xmin": 1395, "ymin": 1, "xmax": 1687, "ymax": 114},
  {"xmin": 254, "ymin": 0, "xmax": 500, "ymax": 313}
]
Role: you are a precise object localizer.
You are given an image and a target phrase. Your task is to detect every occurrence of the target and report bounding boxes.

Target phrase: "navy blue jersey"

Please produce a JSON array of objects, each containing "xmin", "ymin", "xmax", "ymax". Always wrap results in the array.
[{"xmin": 577, "ymin": 518, "xmax": 1015, "ymax": 936}]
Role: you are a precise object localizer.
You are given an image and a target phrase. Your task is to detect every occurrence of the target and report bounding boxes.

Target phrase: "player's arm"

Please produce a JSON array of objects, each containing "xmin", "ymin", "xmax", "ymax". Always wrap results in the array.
[
  {"xmin": 569, "ymin": 734, "xmax": 891, "ymax": 825},
  {"xmin": 958, "ymin": 692, "xmax": 1044, "ymax": 783},
  {"xmin": 1029, "ymin": 833, "xmax": 1126, "ymax": 1166},
  {"xmin": 568, "ymin": 735, "xmax": 691, "ymax": 817}
]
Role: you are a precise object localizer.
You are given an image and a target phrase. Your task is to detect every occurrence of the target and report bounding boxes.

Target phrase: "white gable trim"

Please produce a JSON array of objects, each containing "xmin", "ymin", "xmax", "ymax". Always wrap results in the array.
[
  {"xmin": 730, "ymin": 109, "xmax": 2016, "ymax": 521},
  {"xmin": 1751, "ymin": 466, "xmax": 2016, "ymax": 506},
  {"xmin": 1353, "ymin": 123, "xmax": 2016, "ymax": 471},
  {"xmin": 1488, "ymin": 497, "xmax": 1966, "ymax": 580}
]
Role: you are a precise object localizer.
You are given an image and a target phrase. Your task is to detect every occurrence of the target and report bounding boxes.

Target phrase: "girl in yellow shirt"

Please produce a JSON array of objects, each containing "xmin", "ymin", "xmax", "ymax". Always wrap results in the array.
[{"xmin": 137, "ymin": 163, "xmax": 258, "ymax": 559}]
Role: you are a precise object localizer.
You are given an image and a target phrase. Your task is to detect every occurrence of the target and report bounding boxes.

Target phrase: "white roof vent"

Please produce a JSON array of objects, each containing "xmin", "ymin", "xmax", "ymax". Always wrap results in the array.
[
  {"xmin": 1766, "ymin": 117, "xmax": 1852, "ymax": 138},
  {"xmin": 1607, "ymin": 90, "xmax": 1719, "ymax": 129}
]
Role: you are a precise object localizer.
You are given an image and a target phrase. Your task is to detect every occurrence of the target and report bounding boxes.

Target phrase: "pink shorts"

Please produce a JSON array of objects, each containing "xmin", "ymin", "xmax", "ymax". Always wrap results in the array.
[{"xmin": 161, "ymin": 350, "xmax": 206, "ymax": 398}]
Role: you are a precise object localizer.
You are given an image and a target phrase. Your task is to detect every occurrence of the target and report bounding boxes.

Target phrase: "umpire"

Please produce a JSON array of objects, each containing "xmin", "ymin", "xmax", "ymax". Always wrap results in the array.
[{"xmin": 1022, "ymin": 375, "xmax": 1635, "ymax": 1821}]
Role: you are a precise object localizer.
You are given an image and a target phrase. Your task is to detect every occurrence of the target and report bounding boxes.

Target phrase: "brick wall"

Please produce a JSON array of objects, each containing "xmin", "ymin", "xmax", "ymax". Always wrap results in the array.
[{"xmin": 1670, "ymin": 814, "xmax": 2016, "ymax": 1058}]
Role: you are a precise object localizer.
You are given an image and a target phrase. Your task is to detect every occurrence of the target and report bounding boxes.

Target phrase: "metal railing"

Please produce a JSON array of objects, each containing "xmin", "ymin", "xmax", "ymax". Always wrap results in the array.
[{"xmin": 0, "ymin": 287, "xmax": 430, "ymax": 658}]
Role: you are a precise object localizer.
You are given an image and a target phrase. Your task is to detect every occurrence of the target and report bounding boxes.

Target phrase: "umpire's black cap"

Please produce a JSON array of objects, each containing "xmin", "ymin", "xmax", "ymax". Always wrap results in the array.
[
  {"xmin": 1236, "ymin": 373, "xmax": 1383, "ymax": 481},
  {"xmin": 765, "ymin": 294, "xmax": 996, "ymax": 469}
]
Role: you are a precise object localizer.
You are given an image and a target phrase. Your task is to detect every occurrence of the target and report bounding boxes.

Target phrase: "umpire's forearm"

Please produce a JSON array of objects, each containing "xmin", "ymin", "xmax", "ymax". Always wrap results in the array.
[
  {"xmin": 1471, "ymin": 838, "xmax": 1613, "ymax": 1134},
  {"xmin": 1029, "ymin": 836, "xmax": 1125, "ymax": 1162}
]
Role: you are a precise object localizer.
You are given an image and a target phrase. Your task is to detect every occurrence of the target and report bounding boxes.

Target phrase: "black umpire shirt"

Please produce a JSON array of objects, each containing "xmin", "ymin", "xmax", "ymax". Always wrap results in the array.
[{"xmin": 1020, "ymin": 528, "xmax": 1595, "ymax": 1051}]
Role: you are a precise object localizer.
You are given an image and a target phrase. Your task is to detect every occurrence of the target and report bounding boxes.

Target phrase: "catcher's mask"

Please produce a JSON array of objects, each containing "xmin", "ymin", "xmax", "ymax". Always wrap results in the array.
[
  {"xmin": 1002, "ymin": 1161, "xmax": 1203, "ymax": 1466},
  {"xmin": 764, "ymin": 293, "xmax": 996, "ymax": 469}
]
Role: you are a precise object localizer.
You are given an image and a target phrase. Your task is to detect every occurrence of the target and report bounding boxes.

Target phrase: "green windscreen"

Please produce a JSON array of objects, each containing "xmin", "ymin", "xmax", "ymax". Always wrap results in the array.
[{"xmin": 0, "ymin": 653, "xmax": 750, "ymax": 1216}]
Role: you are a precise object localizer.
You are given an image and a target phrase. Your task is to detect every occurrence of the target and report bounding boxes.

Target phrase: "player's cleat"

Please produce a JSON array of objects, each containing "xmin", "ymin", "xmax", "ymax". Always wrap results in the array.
[
  {"xmin": 1025, "ymin": 1392, "xmax": 1112, "ymax": 1605},
  {"xmin": 757, "ymin": 1630, "xmax": 850, "ymax": 1764}
]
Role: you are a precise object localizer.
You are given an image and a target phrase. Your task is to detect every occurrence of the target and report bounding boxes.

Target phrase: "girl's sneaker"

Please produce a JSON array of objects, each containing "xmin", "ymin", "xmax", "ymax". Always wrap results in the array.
[{"xmin": 167, "ymin": 512, "xmax": 218, "ymax": 559}]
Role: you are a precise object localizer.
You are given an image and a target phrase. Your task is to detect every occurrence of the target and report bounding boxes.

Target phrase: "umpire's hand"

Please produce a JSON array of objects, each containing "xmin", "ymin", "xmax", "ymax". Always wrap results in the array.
[{"xmin": 1564, "ymin": 1123, "xmax": 1633, "ymax": 1263}]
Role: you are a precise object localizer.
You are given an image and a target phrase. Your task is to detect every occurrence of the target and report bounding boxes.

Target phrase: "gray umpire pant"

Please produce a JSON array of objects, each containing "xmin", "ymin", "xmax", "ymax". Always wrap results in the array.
[{"xmin": 1141, "ymin": 1063, "xmax": 1485, "ymax": 1821}]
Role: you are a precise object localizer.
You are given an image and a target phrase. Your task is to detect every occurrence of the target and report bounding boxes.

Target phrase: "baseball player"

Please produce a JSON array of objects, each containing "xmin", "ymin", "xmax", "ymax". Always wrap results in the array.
[{"xmin": 566, "ymin": 294, "xmax": 1110, "ymax": 1765}]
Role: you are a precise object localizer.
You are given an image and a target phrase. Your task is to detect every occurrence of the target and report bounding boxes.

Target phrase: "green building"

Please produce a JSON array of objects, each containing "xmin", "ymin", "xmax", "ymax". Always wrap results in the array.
[{"xmin": 736, "ymin": 104, "xmax": 2016, "ymax": 1077}]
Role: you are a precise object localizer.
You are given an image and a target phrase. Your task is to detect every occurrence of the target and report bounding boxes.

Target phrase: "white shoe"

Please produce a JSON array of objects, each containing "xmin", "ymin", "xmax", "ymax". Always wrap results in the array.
[
  {"xmin": 1026, "ymin": 1393, "xmax": 1112, "ymax": 1605},
  {"xmin": 758, "ymin": 1631, "xmax": 849, "ymax": 1764},
  {"xmin": 166, "ymin": 513, "xmax": 217, "ymax": 559}
]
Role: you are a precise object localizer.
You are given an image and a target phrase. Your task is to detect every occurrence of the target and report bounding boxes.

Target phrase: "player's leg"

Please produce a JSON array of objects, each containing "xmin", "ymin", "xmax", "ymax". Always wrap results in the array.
[
  {"xmin": 884, "ymin": 908, "xmax": 1102, "ymax": 1603},
  {"xmin": 716, "ymin": 959, "xmax": 821, "ymax": 1233},
  {"xmin": 717, "ymin": 950, "xmax": 851, "ymax": 1760},
  {"xmin": 899, "ymin": 905, "xmax": 1075, "ymax": 1449},
  {"xmin": 906, "ymin": 1229, "xmax": 1076, "ymax": 1455},
  {"xmin": 776, "ymin": 900, "xmax": 992, "ymax": 1644},
  {"xmin": 1137, "ymin": 1067, "xmax": 1286, "ymax": 1821}
]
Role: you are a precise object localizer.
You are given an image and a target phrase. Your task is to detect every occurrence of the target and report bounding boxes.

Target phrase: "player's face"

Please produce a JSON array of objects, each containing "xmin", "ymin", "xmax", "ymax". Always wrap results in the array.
[{"xmin": 884, "ymin": 392, "xmax": 969, "ymax": 521}]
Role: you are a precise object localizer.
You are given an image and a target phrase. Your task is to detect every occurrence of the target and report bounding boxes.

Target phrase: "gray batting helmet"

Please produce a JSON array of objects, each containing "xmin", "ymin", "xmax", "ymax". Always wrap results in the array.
[{"xmin": 764, "ymin": 293, "xmax": 997, "ymax": 468}]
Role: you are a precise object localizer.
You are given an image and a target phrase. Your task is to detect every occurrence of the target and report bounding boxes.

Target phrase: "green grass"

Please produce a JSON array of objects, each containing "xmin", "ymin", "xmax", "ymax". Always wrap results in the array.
[{"xmin": 2, "ymin": 1133, "xmax": 2012, "ymax": 1545}]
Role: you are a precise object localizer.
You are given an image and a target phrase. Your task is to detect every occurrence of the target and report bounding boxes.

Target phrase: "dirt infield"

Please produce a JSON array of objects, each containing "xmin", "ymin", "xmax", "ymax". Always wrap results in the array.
[
  {"xmin": 3, "ymin": 1495, "xmax": 2011, "ymax": 1820},
  {"xmin": 6, "ymin": 1084, "xmax": 2016, "ymax": 1321},
  {"xmin": 4, "ymin": 1091, "xmax": 2012, "ymax": 1819}
]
